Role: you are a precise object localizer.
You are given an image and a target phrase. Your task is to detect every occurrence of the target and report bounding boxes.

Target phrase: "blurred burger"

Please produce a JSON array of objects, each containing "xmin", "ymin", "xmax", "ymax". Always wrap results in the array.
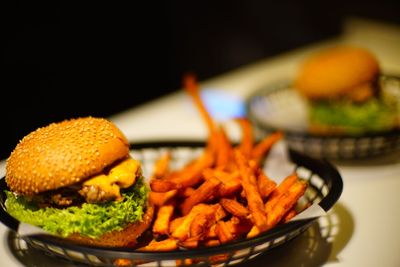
[
  {"xmin": 5, "ymin": 117, "xmax": 153, "ymax": 247},
  {"xmin": 294, "ymin": 45, "xmax": 398, "ymax": 135}
]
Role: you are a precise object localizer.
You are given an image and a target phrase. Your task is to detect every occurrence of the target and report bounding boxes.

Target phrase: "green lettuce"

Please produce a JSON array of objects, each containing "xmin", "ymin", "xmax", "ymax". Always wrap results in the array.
[
  {"xmin": 310, "ymin": 97, "xmax": 398, "ymax": 135},
  {"xmin": 4, "ymin": 177, "xmax": 148, "ymax": 238}
]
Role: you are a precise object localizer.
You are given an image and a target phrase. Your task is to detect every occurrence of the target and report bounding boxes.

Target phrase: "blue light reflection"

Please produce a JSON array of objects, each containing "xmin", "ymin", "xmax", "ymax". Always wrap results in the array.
[{"xmin": 200, "ymin": 89, "xmax": 246, "ymax": 121}]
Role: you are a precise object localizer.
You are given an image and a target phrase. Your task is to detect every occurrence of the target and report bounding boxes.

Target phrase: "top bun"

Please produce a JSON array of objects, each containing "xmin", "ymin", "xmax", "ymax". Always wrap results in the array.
[
  {"xmin": 294, "ymin": 46, "xmax": 380, "ymax": 100},
  {"xmin": 6, "ymin": 117, "xmax": 130, "ymax": 195}
]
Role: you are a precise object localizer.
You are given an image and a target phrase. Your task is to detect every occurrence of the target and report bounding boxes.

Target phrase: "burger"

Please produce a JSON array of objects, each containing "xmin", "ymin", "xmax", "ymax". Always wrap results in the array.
[
  {"xmin": 4, "ymin": 117, "xmax": 153, "ymax": 247},
  {"xmin": 294, "ymin": 45, "xmax": 398, "ymax": 135}
]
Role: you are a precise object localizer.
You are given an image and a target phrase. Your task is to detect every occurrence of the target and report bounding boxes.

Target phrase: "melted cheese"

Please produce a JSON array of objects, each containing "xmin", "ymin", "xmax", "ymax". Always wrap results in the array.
[{"xmin": 82, "ymin": 158, "xmax": 141, "ymax": 201}]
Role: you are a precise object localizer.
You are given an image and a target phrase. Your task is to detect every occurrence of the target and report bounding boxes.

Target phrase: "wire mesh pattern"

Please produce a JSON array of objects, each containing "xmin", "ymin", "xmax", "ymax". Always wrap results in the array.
[
  {"xmin": 0, "ymin": 141, "xmax": 343, "ymax": 267},
  {"xmin": 246, "ymin": 76, "xmax": 400, "ymax": 160}
]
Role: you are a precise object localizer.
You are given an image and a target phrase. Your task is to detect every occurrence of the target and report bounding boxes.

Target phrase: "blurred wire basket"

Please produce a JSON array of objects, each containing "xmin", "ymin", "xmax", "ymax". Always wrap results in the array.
[
  {"xmin": 246, "ymin": 75, "xmax": 400, "ymax": 160},
  {"xmin": 0, "ymin": 141, "xmax": 343, "ymax": 266}
]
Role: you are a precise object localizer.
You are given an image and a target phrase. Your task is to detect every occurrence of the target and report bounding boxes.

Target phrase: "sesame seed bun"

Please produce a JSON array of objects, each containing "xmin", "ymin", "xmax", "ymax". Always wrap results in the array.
[
  {"xmin": 294, "ymin": 46, "xmax": 380, "ymax": 100},
  {"xmin": 5, "ymin": 117, "xmax": 130, "ymax": 195}
]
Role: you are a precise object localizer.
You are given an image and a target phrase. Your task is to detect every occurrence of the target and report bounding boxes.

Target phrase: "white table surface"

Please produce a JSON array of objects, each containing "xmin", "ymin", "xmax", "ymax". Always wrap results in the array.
[{"xmin": 1, "ymin": 17, "xmax": 400, "ymax": 267}]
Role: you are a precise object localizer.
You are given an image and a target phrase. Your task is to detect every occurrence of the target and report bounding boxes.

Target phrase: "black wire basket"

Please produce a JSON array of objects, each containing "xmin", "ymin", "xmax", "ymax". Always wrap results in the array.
[
  {"xmin": 246, "ymin": 75, "xmax": 400, "ymax": 160},
  {"xmin": 0, "ymin": 141, "xmax": 343, "ymax": 267}
]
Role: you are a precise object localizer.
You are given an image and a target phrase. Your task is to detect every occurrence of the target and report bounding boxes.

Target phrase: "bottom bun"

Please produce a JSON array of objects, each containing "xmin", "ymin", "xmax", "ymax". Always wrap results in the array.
[{"xmin": 67, "ymin": 204, "xmax": 154, "ymax": 247}]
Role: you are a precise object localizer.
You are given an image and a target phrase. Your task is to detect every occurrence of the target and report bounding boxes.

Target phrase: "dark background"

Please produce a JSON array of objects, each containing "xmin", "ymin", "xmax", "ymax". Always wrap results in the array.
[{"xmin": 2, "ymin": 1, "xmax": 400, "ymax": 160}]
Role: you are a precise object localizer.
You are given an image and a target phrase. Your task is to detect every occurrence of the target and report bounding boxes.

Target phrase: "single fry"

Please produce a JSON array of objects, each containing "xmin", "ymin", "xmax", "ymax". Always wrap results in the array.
[
  {"xmin": 217, "ymin": 180, "xmax": 242, "ymax": 198},
  {"xmin": 181, "ymin": 177, "xmax": 221, "ymax": 215},
  {"xmin": 169, "ymin": 216, "xmax": 185, "ymax": 234},
  {"xmin": 235, "ymin": 118, "xmax": 254, "ymax": 158},
  {"xmin": 235, "ymin": 150, "xmax": 268, "ymax": 231},
  {"xmin": 220, "ymin": 198, "xmax": 249, "ymax": 218},
  {"xmin": 179, "ymin": 238, "xmax": 199, "ymax": 249},
  {"xmin": 153, "ymin": 204, "xmax": 175, "ymax": 235},
  {"xmin": 215, "ymin": 126, "xmax": 234, "ymax": 169},
  {"xmin": 149, "ymin": 189, "xmax": 178, "ymax": 206},
  {"xmin": 205, "ymin": 126, "xmax": 220, "ymax": 158},
  {"xmin": 183, "ymin": 73, "xmax": 216, "ymax": 135},
  {"xmin": 266, "ymin": 180, "xmax": 308, "ymax": 230},
  {"xmin": 257, "ymin": 172, "xmax": 277, "ymax": 199},
  {"xmin": 282, "ymin": 208, "xmax": 297, "ymax": 223},
  {"xmin": 171, "ymin": 214, "xmax": 198, "ymax": 241},
  {"xmin": 151, "ymin": 152, "xmax": 171, "ymax": 179},
  {"xmin": 150, "ymin": 179, "xmax": 180, "ymax": 192},
  {"xmin": 215, "ymin": 220, "xmax": 234, "ymax": 244},
  {"xmin": 138, "ymin": 238, "xmax": 178, "ymax": 252},
  {"xmin": 172, "ymin": 204, "xmax": 216, "ymax": 241},
  {"xmin": 179, "ymin": 187, "xmax": 196, "ymax": 198},
  {"xmin": 203, "ymin": 169, "xmax": 242, "ymax": 197},
  {"xmin": 246, "ymin": 225, "xmax": 260, "ymax": 239},
  {"xmin": 214, "ymin": 203, "xmax": 228, "ymax": 221},
  {"xmin": 265, "ymin": 173, "xmax": 298, "ymax": 214},
  {"xmin": 283, "ymin": 202, "xmax": 311, "ymax": 223},
  {"xmin": 251, "ymin": 131, "xmax": 283, "ymax": 164},
  {"xmin": 204, "ymin": 239, "xmax": 220, "ymax": 247}
]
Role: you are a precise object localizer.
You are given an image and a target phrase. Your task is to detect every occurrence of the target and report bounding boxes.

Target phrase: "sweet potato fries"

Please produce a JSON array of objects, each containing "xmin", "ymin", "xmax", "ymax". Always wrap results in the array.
[{"xmin": 141, "ymin": 74, "xmax": 307, "ymax": 252}]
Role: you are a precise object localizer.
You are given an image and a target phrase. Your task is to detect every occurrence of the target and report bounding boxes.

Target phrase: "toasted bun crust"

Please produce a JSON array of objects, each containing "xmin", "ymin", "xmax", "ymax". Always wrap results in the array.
[
  {"xmin": 6, "ymin": 117, "xmax": 129, "ymax": 195},
  {"xmin": 294, "ymin": 46, "xmax": 380, "ymax": 100},
  {"xmin": 67, "ymin": 204, "xmax": 154, "ymax": 247}
]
